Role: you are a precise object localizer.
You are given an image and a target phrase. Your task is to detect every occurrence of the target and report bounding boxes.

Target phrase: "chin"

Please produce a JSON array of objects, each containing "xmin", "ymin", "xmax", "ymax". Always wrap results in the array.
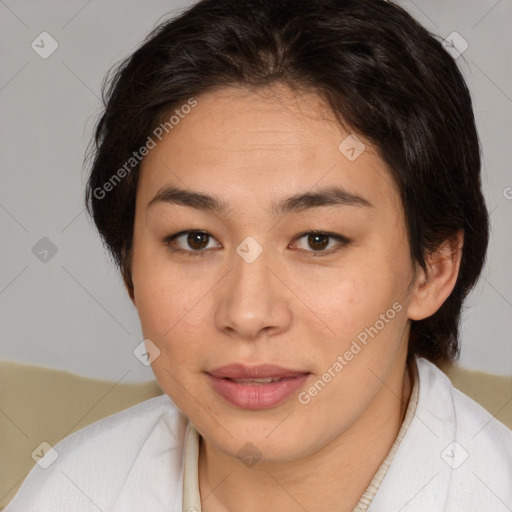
[{"xmin": 202, "ymin": 419, "xmax": 316, "ymax": 463}]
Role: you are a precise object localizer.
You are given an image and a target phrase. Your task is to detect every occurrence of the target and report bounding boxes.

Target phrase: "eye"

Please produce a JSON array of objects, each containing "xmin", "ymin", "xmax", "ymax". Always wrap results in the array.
[
  {"xmin": 163, "ymin": 230, "xmax": 220, "ymax": 256},
  {"xmin": 162, "ymin": 229, "xmax": 351, "ymax": 258},
  {"xmin": 291, "ymin": 231, "xmax": 351, "ymax": 256}
]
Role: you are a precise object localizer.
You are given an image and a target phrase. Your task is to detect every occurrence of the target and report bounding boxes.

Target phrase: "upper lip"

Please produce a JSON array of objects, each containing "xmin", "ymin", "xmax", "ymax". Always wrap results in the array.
[{"xmin": 207, "ymin": 363, "xmax": 310, "ymax": 379}]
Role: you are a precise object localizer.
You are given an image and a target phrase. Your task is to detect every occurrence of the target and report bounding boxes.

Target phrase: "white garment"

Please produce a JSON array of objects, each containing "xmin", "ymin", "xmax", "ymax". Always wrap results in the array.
[{"xmin": 4, "ymin": 357, "xmax": 512, "ymax": 512}]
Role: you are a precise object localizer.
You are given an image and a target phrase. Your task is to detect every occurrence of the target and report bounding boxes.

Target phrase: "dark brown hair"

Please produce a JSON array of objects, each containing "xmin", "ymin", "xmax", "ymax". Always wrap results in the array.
[{"xmin": 85, "ymin": 0, "xmax": 489, "ymax": 367}]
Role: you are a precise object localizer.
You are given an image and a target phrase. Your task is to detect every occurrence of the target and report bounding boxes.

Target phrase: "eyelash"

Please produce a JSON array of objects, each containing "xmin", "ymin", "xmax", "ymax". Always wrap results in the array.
[{"xmin": 162, "ymin": 230, "xmax": 351, "ymax": 258}]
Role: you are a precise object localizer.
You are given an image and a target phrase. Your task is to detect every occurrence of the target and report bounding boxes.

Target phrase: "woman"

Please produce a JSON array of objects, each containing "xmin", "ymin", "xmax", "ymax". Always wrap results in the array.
[{"xmin": 5, "ymin": 0, "xmax": 512, "ymax": 511}]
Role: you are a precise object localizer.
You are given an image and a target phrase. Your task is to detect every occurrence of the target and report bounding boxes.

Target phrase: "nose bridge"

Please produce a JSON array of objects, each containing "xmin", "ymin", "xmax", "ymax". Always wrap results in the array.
[
  {"xmin": 214, "ymin": 236, "xmax": 291, "ymax": 339},
  {"xmin": 233, "ymin": 238, "xmax": 270, "ymax": 297}
]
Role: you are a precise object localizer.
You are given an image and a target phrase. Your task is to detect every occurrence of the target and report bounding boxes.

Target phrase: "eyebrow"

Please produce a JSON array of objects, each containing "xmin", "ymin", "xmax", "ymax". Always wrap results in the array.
[{"xmin": 147, "ymin": 184, "xmax": 372, "ymax": 216}]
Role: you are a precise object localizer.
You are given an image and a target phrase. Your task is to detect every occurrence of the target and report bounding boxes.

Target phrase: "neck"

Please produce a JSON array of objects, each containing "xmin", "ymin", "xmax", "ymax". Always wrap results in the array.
[{"xmin": 199, "ymin": 356, "xmax": 414, "ymax": 512}]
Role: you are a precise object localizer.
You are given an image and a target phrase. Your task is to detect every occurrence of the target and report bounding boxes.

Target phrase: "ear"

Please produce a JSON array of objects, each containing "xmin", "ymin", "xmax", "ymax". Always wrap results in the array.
[{"xmin": 407, "ymin": 230, "xmax": 464, "ymax": 321}]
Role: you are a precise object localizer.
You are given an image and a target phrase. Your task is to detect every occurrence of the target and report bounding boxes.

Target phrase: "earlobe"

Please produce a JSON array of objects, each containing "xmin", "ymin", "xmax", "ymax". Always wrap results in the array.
[{"xmin": 407, "ymin": 230, "xmax": 464, "ymax": 321}]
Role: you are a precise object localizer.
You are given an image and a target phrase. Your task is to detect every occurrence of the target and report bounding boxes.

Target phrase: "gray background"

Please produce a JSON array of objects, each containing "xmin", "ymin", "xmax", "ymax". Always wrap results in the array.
[{"xmin": 1, "ymin": 0, "xmax": 511, "ymax": 382}]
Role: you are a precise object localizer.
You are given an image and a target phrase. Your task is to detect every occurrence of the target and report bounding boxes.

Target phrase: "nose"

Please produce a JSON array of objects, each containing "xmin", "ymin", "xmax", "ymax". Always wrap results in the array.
[{"xmin": 213, "ymin": 243, "xmax": 293, "ymax": 341}]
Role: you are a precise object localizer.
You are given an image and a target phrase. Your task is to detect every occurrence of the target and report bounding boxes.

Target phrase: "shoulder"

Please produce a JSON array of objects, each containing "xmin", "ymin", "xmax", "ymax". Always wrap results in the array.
[
  {"xmin": 416, "ymin": 356, "xmax": 512, "ymax": 444},
  {"xmin": 416, "ymin": 357, "xmax": 512, "ymax": 510},
  {"xmin": 4, "ymin": 394, "xmax": 188, "ymax": 512}
]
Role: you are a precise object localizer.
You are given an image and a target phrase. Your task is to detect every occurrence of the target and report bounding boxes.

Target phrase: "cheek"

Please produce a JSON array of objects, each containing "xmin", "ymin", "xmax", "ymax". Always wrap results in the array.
[
  {"xmin": 134, "ymin": 276, "xmax": 207, "ymax": 344},
  {"xmin": 307, "ymin": 257, "xmax": 408, "ymax": 343},
  {"xmin": 133, "ymin": 272, "xmax": 208, "ymax": 403},
  {"xmin": 131, "ymin": 233, "xmax": 208, "ymax": 338},
  {"xmin": 294, "ymin": 268, "xmax": 410, "ymax": 436}
]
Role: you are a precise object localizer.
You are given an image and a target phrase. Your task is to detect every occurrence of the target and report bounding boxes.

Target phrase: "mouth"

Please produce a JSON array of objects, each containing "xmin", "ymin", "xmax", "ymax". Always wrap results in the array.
[
  {"xmin": 206, "ymin": 363, "xmax": 312, "ymax": 409},
  {"xmin": 207, "ymin": 362, "xmax": 310, "ymax": 380},
  {"xmin": 222, "ymin": 376, "xmax": 294, "ymax": 384}
]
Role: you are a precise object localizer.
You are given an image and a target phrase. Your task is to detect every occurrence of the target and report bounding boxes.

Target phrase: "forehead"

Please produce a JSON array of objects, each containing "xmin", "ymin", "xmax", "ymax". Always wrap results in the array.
[{"xmin": 138, "ymin": 84, "xmax": 400, "ymax": 216}]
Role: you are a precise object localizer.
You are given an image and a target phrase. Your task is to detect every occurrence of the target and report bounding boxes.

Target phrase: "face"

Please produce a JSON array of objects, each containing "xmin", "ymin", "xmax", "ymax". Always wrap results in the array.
[{"xmin": 130, "ymin": 83, "xmax": 417, "ymax": 462}]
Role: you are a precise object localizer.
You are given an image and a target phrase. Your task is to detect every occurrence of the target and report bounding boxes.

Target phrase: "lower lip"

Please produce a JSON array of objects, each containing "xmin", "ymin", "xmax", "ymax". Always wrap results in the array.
[{"xmin": 207, "ymin": 374, "xmax": 311, "ymax": 409}]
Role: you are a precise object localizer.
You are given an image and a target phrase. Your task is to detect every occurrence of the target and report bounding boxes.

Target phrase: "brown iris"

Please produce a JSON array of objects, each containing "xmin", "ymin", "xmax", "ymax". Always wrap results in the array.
[
  {"xmin": 187, "ymin": 232, "xmax": 210, "ymax": 250},
  {"xmin": 307, "ymin": 233, "xmax": 329, "ymax": 251}
]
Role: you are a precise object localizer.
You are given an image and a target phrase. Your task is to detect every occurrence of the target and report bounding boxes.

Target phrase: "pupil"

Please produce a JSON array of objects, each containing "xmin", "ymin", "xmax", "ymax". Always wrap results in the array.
[{"xmin": 309, "ymin": 234, "xmax": 328, "ymax": 250}]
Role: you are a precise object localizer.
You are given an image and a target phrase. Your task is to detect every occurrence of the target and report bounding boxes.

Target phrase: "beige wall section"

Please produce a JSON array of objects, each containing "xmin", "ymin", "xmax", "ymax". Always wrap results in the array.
[{"xmin": 0, "ymin": 360, "xmax": 163, "ymax": 509}]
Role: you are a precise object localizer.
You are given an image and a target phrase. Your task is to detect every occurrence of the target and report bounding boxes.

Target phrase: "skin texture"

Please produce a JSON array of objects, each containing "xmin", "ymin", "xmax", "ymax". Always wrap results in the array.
[{"xmin": 128, "ymin": 83, "xmax": 463, "ymax": 512}]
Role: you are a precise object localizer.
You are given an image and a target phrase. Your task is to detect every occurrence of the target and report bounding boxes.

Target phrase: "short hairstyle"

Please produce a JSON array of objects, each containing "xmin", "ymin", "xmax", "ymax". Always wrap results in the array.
[{"xmin": 85, "ymin": 0, "xmax": 489, "ymax": 367}]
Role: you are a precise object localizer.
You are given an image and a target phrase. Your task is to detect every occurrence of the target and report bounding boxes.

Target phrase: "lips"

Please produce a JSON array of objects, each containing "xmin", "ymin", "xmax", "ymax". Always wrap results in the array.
[{"xmin": 206, "ymin": 363, "xmax": 311, "ymax": 409}]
